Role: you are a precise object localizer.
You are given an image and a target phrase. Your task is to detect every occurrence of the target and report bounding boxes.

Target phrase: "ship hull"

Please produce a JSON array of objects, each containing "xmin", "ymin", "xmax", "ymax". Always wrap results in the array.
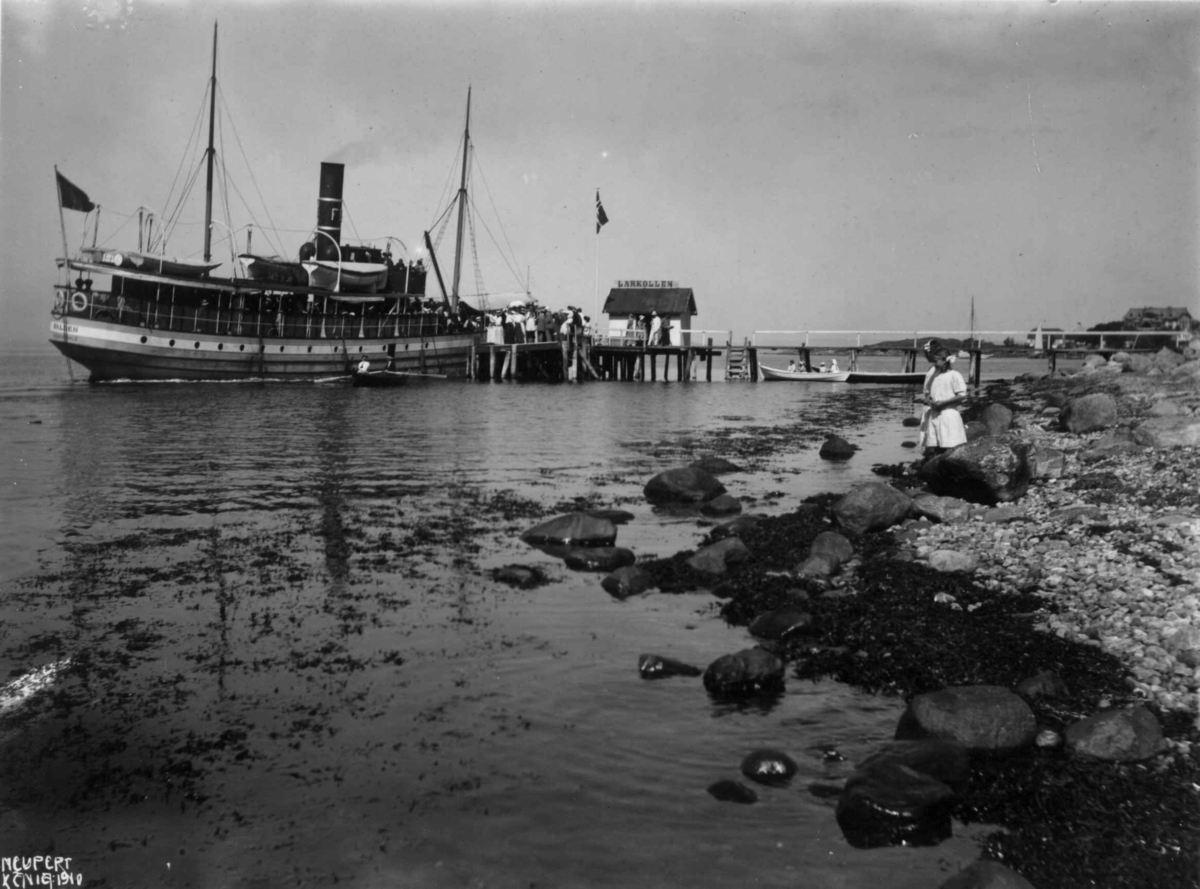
[{"xmin": 50, "ymin": 315, "xmax": 473, "ymax": 382}]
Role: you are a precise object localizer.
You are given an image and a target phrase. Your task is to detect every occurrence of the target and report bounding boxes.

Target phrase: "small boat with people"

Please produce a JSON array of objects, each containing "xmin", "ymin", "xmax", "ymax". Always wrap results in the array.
[
  {"xmin": 351, "ymin": 360, "xmax": 409, "ymax": 387},
  {"xmin": 760, "ymin": 364, "xmax": 850, "ymax": 382}
]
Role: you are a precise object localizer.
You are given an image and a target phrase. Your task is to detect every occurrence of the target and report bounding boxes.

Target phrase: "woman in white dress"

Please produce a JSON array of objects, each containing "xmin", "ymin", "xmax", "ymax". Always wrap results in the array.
[{"xmin": 916, "ymin": 339, "xmax": 967, "ymax": 457}]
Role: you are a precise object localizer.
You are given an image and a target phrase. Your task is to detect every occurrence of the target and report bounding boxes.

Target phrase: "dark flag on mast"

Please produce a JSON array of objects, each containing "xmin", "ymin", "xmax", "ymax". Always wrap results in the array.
[
  {"xmin": 596, "ymin": 190, "xmax": 608, "ymax": 234},
  {"xmin": 56, "ymin": 171, "xmax": 95, "ymax": 213}
]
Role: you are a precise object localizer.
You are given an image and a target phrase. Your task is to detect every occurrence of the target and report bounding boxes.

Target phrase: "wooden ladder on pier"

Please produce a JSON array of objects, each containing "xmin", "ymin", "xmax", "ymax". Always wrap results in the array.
[{"xmin": 725, "ymin": 343, "xmax": 750, "ymax": 380}]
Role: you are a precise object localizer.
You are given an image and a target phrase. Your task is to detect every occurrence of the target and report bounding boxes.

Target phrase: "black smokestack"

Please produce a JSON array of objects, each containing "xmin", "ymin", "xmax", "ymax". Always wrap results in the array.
[{"xmin": 316, "ymin": 162, "xmax": 344, "ymax": 262}]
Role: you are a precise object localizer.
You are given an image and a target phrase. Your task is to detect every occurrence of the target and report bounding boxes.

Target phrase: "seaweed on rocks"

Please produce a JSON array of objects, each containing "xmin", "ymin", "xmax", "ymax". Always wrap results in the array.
[
  {"xmin": 663, "ymin": 495, "xmax": 1199, "ymax": 888},
  {"xmin": 961, "ymin": 746, "xmax": 1200, "ymax": 889}
]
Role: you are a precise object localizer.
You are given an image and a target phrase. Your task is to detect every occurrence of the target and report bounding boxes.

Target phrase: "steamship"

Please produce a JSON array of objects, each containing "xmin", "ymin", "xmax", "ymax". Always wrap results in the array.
[{"xmin": 50, "ymin": 27, "xmax": 491, "ymax": 383}]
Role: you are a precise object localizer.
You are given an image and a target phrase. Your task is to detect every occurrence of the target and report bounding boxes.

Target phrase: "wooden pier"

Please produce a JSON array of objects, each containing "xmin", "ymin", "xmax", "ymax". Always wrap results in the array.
[
  {"xmin": 463, "ymin": 328, "xmax": 1190, "ymax": 384},
  {"xmin": 468, "ymin": 337, "xmax": 726, "ymax": 382}
]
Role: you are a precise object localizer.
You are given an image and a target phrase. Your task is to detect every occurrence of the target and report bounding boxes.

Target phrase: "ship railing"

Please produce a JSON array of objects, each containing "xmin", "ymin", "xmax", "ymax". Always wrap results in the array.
[{"xmin": 56, "ymin": 286, "xmax": 460, "ymax": 340}]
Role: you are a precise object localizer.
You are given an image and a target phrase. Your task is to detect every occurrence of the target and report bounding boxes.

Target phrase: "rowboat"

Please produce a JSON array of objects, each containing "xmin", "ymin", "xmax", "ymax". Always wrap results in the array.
[
  {"xmin": 237, "ymin": 253, "xmax": 308, "ymax": 286},
  {"xmin": 301, "ymin": 258, "xmax": 390, "ymax": 293},
  {"xmin": 845, "ymin": 371, "xmax": 926, "ymax": 384},
  {"xmin": 760, "ymin": 364, "xmax": 850, "ymax": 382},
  {"xmin": 352, "ymin": 369, "xmax": 410, "ymax": 387},
  {"xmin": 82, "ymin": 248, "xmax": 221, "ymax": 278}
]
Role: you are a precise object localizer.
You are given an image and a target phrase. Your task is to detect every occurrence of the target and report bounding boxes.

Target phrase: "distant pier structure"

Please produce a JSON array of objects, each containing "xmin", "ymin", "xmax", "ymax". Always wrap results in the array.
[
  {"xmin": 468, "ymin": 280, "xmax": 726, "ymax": 381},
  {"xmin": 601, "ymin": 280, "xmax": 697, "ymax": 348}
]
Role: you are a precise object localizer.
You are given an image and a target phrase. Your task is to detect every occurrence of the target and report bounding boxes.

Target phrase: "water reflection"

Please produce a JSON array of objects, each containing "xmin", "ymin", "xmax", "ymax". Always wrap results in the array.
[{"xmin": 0, "ymin": 359, "xmax": 1008, "ymax": 888}]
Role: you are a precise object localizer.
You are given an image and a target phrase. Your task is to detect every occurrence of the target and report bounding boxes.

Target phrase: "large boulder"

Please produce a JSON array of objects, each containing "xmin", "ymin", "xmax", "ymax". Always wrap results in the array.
[
  {"xmin": 854, "ymin": 739, "xmax": 970, "ymax": 790},
  {"xmin": 521, "ymin": 512, "xmax": 616, "ymax": 547},
  {"xmin": 1169, "ymin": 358, "xmax": 1200, "ymax": 382},
  {"xmin": 835, "ymin": 761, "xmax": 955, "ymax": 849},
  {"xmin": 686, "ymin": 537, "xmax": 752, "ymax": 576},
  {"xmin": 699, "ymin": 493, "xmax": 743, "ymax": 517},
  {"xmin": 1152, "ymin": 346, "xmax": 1185, "ymax": 372},
  {"xmin": 910, "ymin": 493, "xmax": 974, "ymax": 524},
  {"xmin": 794, "ymin": 555, "xmax": 836, "ymax": 578},
  {"xmin": 819, "ymin": 435, "xmax": 856, "ymax": 460},
  {"xmin": 702, "ymin": 647, "xmax": 785, "ymax": 698},
  {"xmin": 919, "ymin": 435, "xmax": 1032, "ymax": 505},
  {"xmin": 562, "ymin": 547, "xmax": 636, "ymax": 572},
  {"xmin": 1060, "ymin": 392, "xmax": 1118, "ymax": 433},
  {"xmin": 601, "ymin": 565, "xmax": 654, "ymax": 599},
  {"xmin": 977, "ymin": 403, "xmax": 1013, "ymax": 436},
  {"xmin": 748, "ymin": 608, "xmax": 812, "ymax": 641},
  {"xmin": 1015, "ymin": 670, "xmax": 1069, "ymax": 701},
  {"xmin": 637, "ymin": 654, "xmax": 702, "ymax": 679},
  {"xmin": 831, "ymin": 483, "xmax": 913, "ymax": 535},
  {"xmin": 707, "ymin": 779, "xmax": 757, "ymax": 804},
  {"xmin": 644, "ymin": 466, "xmax": 726, "ymax": 504},
  {"xmin": 1077, "ymin": 428, "xmax": 1143, "ymax": 463},
  {"xmin": 690, "ymin": 455, "xmax": 741, "ymax": 475},
  {"xmin": 896, "ymin": 685, "xmax": 1036, "ymax": 752},
  {"xmin": 708, "ymin": 514, "xmax": 764, "ymax": 542},
  {"xmin": 809, "ymin": 531, "xmax": 854, "ymax": 569},
  {"xmin": 1027, "ymin": 445, "xmax": 1066, "ymax": 479},
  {"xmin": 1064, "ymin": 706, "xmax": 1164, "ymax": 762},
  {"xmin": 1132, "ymin": 417, "xmax": 1200, "ymax": 449},
  {"xmin": 1121, "ymin": 352, "xmax": 1155, "ymax": 374}
]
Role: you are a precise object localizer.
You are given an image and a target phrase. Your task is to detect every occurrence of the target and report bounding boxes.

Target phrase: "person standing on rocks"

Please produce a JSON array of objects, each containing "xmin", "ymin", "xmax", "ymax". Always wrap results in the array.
[{"xmin": 915, "ymin": 339, "xmax": 967, "ymax": 458}]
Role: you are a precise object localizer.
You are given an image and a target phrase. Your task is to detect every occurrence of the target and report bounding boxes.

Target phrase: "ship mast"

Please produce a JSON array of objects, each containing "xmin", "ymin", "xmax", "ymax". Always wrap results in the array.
[
  {"xmin": 202, "ymin": 21, "xmax": 218, "ymax": 264},
  {"xmin": 450, "ymin": 86, "xmax": 471, "ymax": 313}
]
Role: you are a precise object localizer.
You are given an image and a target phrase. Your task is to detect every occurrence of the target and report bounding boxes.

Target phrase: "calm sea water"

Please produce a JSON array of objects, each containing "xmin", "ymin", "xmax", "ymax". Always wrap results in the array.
[{"xmin": 0, "ymin": 343, "xmax": 1046, "ymax": 889}]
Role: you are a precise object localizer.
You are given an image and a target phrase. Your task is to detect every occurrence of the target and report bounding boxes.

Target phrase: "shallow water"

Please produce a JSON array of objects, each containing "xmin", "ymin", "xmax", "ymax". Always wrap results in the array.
[{"xmin": 0, "ymin": 346, "xmax": 1039, "ymax": 887}]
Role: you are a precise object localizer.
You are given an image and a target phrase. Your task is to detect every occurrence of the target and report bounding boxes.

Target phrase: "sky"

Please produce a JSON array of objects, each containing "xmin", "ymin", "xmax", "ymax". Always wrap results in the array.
[{"xmin": 3, "ymin": 0, "xmax": 1199, "ymax": 348}]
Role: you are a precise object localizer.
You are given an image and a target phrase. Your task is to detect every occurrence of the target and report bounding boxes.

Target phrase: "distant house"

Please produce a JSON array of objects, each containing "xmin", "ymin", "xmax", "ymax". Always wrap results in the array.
[
  {"xmin": 602, "ymin": 282, "xmax": 698, "ymax": 346},
  {"xmin": 1121, "ymin": 306, "xmax": 1194, "ymax": 331}
]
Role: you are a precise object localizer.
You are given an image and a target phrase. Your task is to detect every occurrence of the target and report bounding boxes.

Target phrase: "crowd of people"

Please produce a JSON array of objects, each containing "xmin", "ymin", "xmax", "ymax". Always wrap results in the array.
[
  {"xmin": 786, "ymin": 358, "xmax": 840, "ymax": 373},
  {"xmin": 486, "ymin": 304, "xmax": 592, "ymax": 345}
]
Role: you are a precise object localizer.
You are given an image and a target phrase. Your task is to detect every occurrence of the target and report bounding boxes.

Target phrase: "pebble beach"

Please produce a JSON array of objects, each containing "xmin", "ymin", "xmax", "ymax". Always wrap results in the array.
[
  {"xmin": 632, "ymin": 344, "xmax": 1200, "ymax": 888},
  {"xmin": 904, "ymin": 386, "xmax": 1200, "ymax": 720}
]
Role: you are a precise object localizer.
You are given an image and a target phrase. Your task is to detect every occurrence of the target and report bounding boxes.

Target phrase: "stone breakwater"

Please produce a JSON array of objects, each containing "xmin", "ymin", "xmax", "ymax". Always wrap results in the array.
[{"xmin": 898, "ymin": 347, "xmax": 1200, "ymax": 720}]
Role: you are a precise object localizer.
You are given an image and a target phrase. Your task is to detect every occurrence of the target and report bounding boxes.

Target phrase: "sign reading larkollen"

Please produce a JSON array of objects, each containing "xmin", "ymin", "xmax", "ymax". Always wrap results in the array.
[{"xmin": 615, "ymin": 280, "xmax": 677, "ymax": 288}]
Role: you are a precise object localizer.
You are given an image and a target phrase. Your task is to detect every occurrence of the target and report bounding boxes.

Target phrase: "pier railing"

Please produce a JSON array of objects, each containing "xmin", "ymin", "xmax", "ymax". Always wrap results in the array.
[{"xmin": 751, "ymin": 329, "xmax": 1192, "ymax": 349}]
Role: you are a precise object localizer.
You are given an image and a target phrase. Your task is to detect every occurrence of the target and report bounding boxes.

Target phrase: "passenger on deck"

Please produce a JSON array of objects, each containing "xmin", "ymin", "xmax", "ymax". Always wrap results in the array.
[
  {"xmin": 787, "ymin": 360, "xmax": 797, "ymax": 373},
  {"xmin": 830, "ymin": 359, "xmax": 839, "ymax": 373}
]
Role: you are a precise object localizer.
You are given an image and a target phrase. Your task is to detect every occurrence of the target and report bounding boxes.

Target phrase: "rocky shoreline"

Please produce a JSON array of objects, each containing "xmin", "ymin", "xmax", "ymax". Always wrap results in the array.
[{"xmin": 514, "ymin": 343, "xmax": 1200, "ymax": 889}]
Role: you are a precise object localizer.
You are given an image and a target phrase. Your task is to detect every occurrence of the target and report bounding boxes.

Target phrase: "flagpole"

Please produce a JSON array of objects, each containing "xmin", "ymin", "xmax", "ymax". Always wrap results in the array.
[
  {"xmin": 595, "ymin": 210, "xmax": 599, "ymax": 327},
  {"xmin": 54, "ymin": 166, "xmax": 69, "ymax": 264}
]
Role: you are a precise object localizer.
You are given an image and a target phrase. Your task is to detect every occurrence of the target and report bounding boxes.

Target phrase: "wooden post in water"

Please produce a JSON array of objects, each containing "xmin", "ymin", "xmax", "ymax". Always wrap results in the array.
[{"xmin": 706, "ymin": 338, "xmax": 713, "ymax": 381}]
